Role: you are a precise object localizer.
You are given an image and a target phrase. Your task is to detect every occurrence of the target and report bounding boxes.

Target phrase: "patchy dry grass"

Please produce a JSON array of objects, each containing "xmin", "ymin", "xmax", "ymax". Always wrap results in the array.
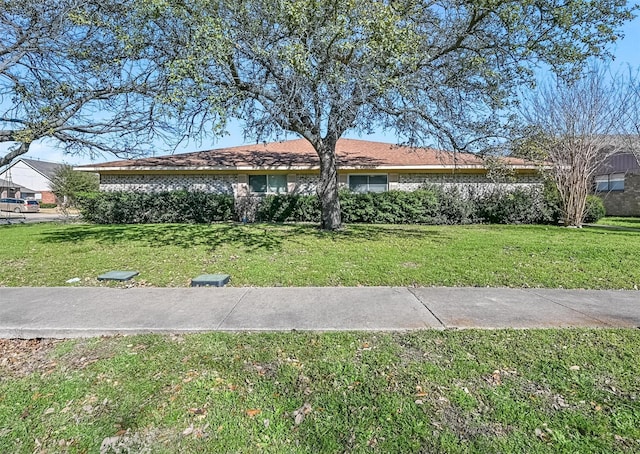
[
  {"xmin": 1, "ymin": 222, "xmax": 639, "ymax": 288},
  {"xmin": 1, "ymin": 330, "xmax": 639, "ymax": 453}
]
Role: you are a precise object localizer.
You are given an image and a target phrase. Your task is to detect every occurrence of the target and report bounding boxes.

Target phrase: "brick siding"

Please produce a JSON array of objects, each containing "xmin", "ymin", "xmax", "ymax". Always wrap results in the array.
[
  {"xmin": 99, "ymin": 172, "xmax": 542, "ymax": 197},
  {"xmin": 100, "ymin": 174, "xmax": 237, "ymax": 195}
]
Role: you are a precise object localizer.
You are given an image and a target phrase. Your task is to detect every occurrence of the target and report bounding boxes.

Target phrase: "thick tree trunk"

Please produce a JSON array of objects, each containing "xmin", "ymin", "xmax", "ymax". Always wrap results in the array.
[{"xmin": 315, "ymin": 139, "xmax": 342, "ymax": 230}]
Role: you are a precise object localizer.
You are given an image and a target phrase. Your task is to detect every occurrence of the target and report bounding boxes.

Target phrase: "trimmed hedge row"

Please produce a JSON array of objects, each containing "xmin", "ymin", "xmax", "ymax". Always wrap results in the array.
[
  {"xmin": 77, "ymin": 187, "xmax": 606, "ymax": 225},
  {"xmin": 258, "ymin": 187, "xmax": 562, "ymax": 225},
  {"xmin": 78, "ymin": 191, "xmax": 234, "ymax": 224}
]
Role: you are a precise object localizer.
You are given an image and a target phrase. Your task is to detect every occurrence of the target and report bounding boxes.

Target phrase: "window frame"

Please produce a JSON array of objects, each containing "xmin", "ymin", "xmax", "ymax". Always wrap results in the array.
[
  {"xmin": 348, "ymin": 174, "xmax": 388, "ymax": 193},
  {"xmin": 248, "ymin": 174, "xmax": 288, "ymax": 194},
  {"xmin": 595, "ymin": 173, "xmax": 625, "ymax": 192}
]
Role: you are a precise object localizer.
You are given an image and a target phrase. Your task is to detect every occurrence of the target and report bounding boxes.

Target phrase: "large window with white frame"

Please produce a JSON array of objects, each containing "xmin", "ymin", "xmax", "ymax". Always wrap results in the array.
[
  {"xmin": 348, "ymin": 174, "xmax": 388, "ymax": 193},
  {"xmin": 249, "ymin": 175, "xmax": 288, "ymax": 194},
  {"xmin": 595, "ymin": 173, "xmax": 625, "ymax": 192}
]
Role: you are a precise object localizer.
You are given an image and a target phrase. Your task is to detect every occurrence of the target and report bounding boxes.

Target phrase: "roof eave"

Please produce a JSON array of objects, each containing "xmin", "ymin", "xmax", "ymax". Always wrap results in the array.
[{"xmin": 75, "ymin": 163, "xmax": 543, "ymax": 172}]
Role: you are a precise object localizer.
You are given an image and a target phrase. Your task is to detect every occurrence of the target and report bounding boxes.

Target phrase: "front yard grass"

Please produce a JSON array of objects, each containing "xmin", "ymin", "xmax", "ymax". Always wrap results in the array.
[
  {"xmin": 1, "ymin": 330, "xmax": 639, "ymax": 453},
  {"xmin": 1, "ymin": 222, "xmax": 639, "ymax": 288},
  {"xmin": 597, "ymin": 217, "xmax": 640, "ymax": 229}
]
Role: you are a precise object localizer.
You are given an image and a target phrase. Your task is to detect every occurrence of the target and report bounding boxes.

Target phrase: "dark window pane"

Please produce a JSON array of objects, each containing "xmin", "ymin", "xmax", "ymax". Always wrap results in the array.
[
  {"xmin": 268, "ymin": 175, "xmax": 287, "ymax": 193},
  {"xmin": 610, "ymin": 179, "xmax": 624, "ymax": 191},
  {"xmin": 368, "ymin": 175, "xmax": 388, "ymax": 193},
  {"xmin": 249, "ymin": 175, "xmax": 267, "ymax": 193},
  {"xmin": 349, "ymin": 175, "xmax": 369, "ymax": 193},
  {"xmin": 595, "ymin": 180, "xmax": 609, "ymax": 192}
]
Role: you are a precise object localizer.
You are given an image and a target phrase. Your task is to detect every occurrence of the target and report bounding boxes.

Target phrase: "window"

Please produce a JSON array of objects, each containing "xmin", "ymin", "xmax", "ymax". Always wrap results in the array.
[
  {"xmin": 348, "ymin": 175, "xmax": 388, "ymax": 193},
  {"xmin": 249, "ymin": 174, "xmax": 287, "ymax": 194},
  {"xmin": 595, "ymin": 173, "xmax": 625, "ymax": 192}
]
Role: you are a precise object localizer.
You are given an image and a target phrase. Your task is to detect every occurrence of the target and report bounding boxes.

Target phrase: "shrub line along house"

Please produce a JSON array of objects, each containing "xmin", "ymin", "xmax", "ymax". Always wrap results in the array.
[{"xmin": 76, "ymin": 138, "xmax": 543, "ymax": 200}]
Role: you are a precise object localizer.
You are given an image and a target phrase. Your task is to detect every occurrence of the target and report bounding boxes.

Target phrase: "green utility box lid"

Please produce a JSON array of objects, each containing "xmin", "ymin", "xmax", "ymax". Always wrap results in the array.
[
  {"xmin": 97, "ymin": 271, "xmax": 140, "ymax": 281},
  {"xmin": 191, "ymin": 274, "xmax": 230, "ymax": 287}
]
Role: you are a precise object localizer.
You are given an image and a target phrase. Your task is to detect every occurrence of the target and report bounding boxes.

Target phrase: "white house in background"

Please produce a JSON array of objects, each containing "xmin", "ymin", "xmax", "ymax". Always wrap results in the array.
[
  {"xmin": 0, "ymin": 177, "xmax": 38, "ymax": 199},
  {"xmin": 0, "ymin": 158, "xmax": 64, "ymax": 204}
]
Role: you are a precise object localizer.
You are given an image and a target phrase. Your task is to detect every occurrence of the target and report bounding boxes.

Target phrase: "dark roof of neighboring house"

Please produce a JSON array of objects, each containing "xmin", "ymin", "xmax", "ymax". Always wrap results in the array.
[
  {"xmin": 20, "ymin": 158, "xmax": 65, "ymax": 180},
  {"xmin": 77, "ymin": 138, "xmax": 535, "ymax": 171},
  {"xmin": 597, "ymin": 152, "xmax": 640, "ymax": 175}
]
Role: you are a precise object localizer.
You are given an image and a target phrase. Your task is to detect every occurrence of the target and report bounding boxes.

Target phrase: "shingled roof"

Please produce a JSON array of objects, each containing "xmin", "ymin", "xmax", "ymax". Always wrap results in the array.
[
  {"xmin": 77, "ymin": 138, "xmax": 534, "ymax": 171},
  {"xmin": 20, "ymin": 158, "xmax": 65, "ymax": 179}
]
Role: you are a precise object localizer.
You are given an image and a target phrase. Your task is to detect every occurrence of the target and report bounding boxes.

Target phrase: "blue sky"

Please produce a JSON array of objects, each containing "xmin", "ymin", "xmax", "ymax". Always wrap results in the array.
[{"xmin": 12, "ymin": 16, "xmax": 640, "ymax": 165}]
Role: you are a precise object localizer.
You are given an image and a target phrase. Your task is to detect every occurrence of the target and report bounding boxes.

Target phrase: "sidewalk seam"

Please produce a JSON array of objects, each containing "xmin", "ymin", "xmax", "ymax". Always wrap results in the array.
[
  {"xmin": 407, "ymin": 287, "xmax": 446, "ymax": 329},
  {"xmin": 525, "ymin": 289, "xmax": 614, "ymax": 327},
  {"xmin": 215, "ymin": 288, "xmax": 250, "ymax": 329}
]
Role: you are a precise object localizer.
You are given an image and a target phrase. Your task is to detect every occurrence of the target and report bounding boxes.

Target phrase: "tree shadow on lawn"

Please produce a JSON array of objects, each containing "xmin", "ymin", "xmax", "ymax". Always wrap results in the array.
[
  {"xmin": 39, "ymin": 222, "xmax": 443, "ymax": 252},
  {"xmin": 585, "ymin": 224, "xmax": 640, "ymax": 234}
]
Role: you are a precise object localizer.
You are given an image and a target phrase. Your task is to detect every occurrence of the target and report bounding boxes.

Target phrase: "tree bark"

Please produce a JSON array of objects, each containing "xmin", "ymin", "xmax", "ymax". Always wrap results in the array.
[
  {"xmin": 0, "ymin": 142, "xmax": 31, "ymax": 168},
  {"xmin": 314, "ymin": 139, "xmax": 342, "ymax": 230}
]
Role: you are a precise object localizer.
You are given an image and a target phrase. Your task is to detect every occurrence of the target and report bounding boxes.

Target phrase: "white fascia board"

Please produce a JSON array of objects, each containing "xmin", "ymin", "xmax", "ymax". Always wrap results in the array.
[
  {"xmin": 75, "ymin": 163, "xmax": 542, "ymax": 172},
  {"xmin": 75, "ymin": 165, "xmax": 318, "ymax": 172}
]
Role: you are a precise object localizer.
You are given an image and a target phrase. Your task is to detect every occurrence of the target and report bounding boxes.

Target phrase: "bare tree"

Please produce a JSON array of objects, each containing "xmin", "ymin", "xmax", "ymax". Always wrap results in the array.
[
  {"xmin": 0, "ymin": 0, "xmax": 182, "ymax": 168},
  {"xmin": 518, "ymin": 64, "xmax": 640, "ymax": 227},
  {"xmin": 126, "ymin": 0, "xmax": 634, "ymax": 230}
]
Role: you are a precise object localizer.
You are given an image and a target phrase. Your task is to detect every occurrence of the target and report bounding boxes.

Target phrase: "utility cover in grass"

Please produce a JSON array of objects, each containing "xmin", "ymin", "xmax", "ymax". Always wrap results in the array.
[
  {"xmin": 191, "ymin": 274, "xmax": 230, "ymax": 287},
  {"xmin": 97, "ymin": 271, "xmax": 139, "ymax": 281}
]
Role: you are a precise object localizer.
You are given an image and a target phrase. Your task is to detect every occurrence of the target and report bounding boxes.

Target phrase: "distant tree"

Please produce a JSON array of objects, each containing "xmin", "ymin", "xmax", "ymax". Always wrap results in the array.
[
  {"xmin": 124, "ymin": 0, "xmax": 635, "ymax": 230},
  {"xmin": 50, "ymin": 164, "xmax": 99, "ymax": 208},
  {"xmin": 516, "ymin": 64, "xmax": 640, "ymax": 227},
  {"xmin": 0, "ymin": 0, "xmax": 182, "ymax": 168}
]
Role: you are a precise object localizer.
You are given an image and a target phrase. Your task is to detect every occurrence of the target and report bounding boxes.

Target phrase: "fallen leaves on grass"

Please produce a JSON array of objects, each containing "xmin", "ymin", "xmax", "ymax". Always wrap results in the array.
[
  {"xmin": 0, "ymin": 339, "xmax": 61, "ymax": 378},
  {"xmin": 182, "ymin": 424, "xmax": 209, "ymax": 438},
  {"xmin": 292, "ymin": 403, "xmax": 312, "ymax": 425}
]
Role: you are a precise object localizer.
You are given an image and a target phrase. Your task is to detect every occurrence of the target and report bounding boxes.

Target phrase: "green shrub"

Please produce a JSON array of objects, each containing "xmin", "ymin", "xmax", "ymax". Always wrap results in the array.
[
  {"xmin": 256, "ymin": 194, "xmax": 321, "ymax": 223},
  {"xmin": 77, "ymin": 191, "xmax": 234, "ymax": 224},
  {"xmin": 432, "ymin": 186, "xmax": 477, "ymax": 224},
  {"xmin": 476, "ymin": 187, "xmax": 552, "ymax": 224},
  {"xmin": 583, "ymin": 195, "xmax": 606, "ymax": 223},
  {"xmin": 38, "ymin": 203, "xmax": 58, "ymax": 209},
  {"xmin": 540, "ymin": 181, "xmax": 564, "ymax": 224},
  {"xmin": 340, "ymin": 189, "xmax": 448, "ymax": 224},
  {"xmin": 78, "ymin": 185, "xmax": 563, "ymax": 226}
]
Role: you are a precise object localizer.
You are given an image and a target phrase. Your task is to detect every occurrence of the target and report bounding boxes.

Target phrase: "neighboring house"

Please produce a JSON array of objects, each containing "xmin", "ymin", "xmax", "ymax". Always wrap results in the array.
[
  {"xmin": 0, "ymin": 177, "xmax": 37, "ymax": 199},
  {"xmin": 0, "ymin": 158, "xmax": 64, "ymax": 204},
  {"xmin": 594, "ymin": 152, "xmax": 640, "ymax": 216},
  {"xmin": 76, "ymin": 139, "xmax": 542, "ymax": 197}
]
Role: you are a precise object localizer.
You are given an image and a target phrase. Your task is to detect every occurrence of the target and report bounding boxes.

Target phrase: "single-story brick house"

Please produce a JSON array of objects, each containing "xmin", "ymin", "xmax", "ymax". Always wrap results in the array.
[
  {"xmin": 594, "ymin": 152, "xmax": 640, "ymax": 216},
  {"xmin": 75, "ymin": 138, "xmax": 542, "ymax": 196}
]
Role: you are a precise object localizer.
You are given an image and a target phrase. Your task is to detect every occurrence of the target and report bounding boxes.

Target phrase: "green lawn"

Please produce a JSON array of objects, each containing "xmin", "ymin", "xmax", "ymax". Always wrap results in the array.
[
  {"xmin": 1, "ymin": 330, "xmax": 639, "ymax": 453},
  {"xmin": 1, "ymin": 222, "xmax": 639, "ymax": 288},
  {"xmin": 597, "ymin": 217, "xmax": 640, "ymax": 229}
]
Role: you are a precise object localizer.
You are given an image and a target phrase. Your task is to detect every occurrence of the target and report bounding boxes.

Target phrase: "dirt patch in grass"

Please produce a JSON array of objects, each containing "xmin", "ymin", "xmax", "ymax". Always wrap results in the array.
[
  {"xmin": 54, "ymin": 337, "xmax": 122, "ymax": 370},
  {"xmin": 0, "ymin": 338, "xmax": 62, "ymax": 378},
  {"xmin": 0, "ymin": 337, "xmax": 123, "ymax": 380}
]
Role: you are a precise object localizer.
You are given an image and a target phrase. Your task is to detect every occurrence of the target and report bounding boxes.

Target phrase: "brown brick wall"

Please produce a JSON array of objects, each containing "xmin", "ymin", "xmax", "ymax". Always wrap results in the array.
[
  {"xmin": 597, "ymin": 174, "xmax": 640, "ymax": 216},
  {"xmin": 39, "ymin": 191, "xmax": 58, "ymax": 204}
]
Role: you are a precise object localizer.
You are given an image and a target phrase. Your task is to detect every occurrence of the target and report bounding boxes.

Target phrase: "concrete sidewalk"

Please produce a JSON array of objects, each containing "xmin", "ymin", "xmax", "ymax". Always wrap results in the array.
[{"xmin": 0, "ymin": 286, "xmax": 639, "ymax": 338}]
